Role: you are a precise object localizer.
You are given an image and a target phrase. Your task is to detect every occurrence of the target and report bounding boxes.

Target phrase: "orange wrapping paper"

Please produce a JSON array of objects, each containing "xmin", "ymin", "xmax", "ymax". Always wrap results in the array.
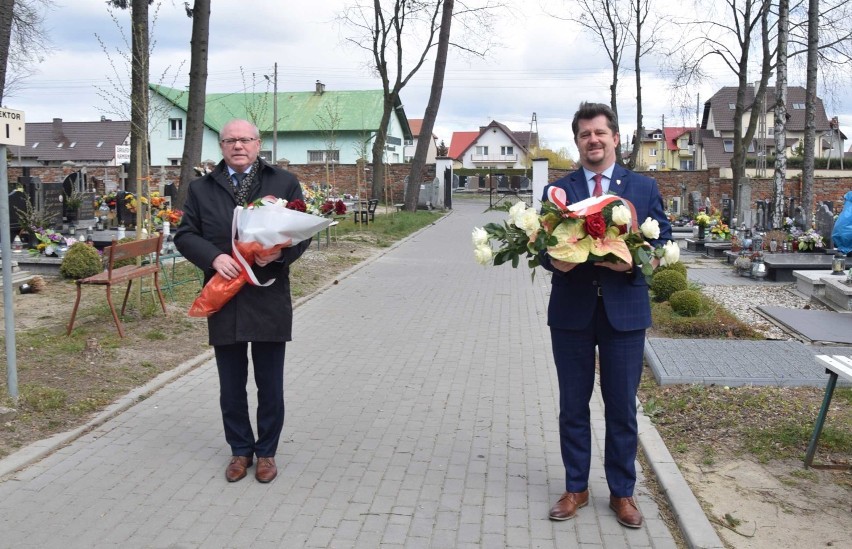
[{"xmin": 187, "ymin": 240, "xmax": 290, "ymax": 318}]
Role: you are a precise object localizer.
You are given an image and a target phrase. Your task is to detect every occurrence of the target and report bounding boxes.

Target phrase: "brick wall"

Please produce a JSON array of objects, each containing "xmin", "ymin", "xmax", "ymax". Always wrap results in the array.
[
  {"xmin": 8, "ymin": 163, "xmax": 434, "ymax": 201},
  {"xmin": 8, "ymin": 163, "xmax": 845, "ymax": 210},
  {"xmin": 546, "ymin": 167, "xmax": 851, "ymax": 213}
]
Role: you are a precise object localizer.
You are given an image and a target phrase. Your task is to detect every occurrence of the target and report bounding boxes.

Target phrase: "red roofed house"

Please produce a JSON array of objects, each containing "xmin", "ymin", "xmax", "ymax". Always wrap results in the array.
[
  {"xmin": 695, "ymin": 84, "xmax": 846, "ymax": 175},
  {"xmin": 447, "ymin": 120, "xmax": 537, "ymax": 170},
  {"xmin": 403, "ymin": 118, "xmax": 439, "ymax": 164},
  {"xmin": 631, "ymin": 126, "xmax": 696, "ymax": 171}
]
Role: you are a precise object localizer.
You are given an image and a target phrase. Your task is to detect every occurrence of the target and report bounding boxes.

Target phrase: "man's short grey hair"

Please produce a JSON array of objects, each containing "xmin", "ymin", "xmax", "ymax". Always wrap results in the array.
[{"xmin": 220, "ymin": 119, "xmax": 260, "ymax": 140}]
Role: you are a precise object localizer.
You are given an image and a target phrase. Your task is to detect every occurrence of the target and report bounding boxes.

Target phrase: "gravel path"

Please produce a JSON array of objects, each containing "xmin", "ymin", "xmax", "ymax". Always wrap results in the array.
[{"xmin": 700, "ymin": 283, "xmax": 830, "ymax": 340}]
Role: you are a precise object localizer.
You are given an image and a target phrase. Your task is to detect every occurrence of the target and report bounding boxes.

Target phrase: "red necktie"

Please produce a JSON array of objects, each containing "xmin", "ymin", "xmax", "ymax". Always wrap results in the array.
[{"xmin": 592, "ymin": 173, "xmax": 603, "ymax": 197}]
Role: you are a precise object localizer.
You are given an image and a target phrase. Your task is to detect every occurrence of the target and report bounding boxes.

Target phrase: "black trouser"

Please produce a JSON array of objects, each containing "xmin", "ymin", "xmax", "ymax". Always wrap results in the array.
[{"xmin": 214, "ymin": 341, "xmax": 286, "ymax": 458}]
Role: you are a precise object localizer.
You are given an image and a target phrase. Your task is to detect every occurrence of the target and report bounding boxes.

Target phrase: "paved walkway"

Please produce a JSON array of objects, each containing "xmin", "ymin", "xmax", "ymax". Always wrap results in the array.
[{"xmin": 0, "ymin": 199, "xmax": 720, "ymax": 548}]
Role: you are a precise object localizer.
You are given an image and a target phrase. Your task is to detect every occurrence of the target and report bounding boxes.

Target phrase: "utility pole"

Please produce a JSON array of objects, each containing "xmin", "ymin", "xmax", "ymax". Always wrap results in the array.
[
  {"xmin": 272, "ymin": 62, "xmax": 278, "ymax": 163},
  {"xmin": 264, "ymin": 63, "xmax": 278, "ymax": 163}
]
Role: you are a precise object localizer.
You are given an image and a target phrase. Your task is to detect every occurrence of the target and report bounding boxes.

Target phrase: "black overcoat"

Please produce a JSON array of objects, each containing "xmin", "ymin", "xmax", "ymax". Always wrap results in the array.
[{"xmin": 174, "ymin": 159, "xmax": 310, "ymax": 345}]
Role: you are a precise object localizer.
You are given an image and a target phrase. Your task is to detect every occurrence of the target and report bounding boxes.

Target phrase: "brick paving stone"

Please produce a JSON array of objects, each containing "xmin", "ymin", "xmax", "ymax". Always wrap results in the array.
[{"xmin": 0, "ymin": 198, "xmax": 686, "ymax": 548}]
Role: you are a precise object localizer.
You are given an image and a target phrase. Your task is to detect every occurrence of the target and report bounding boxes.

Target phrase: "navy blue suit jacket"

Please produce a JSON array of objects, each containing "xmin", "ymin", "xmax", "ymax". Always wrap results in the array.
[{"xmin": 540, "ymin": 165, "xmax": 672, "ymax": 332}]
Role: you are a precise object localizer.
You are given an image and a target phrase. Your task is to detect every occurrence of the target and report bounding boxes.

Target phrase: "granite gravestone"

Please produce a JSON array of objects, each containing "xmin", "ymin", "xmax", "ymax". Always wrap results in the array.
[
  {"xmin": 738, "ymin": 177, "xmax": 753, "ymax": 228},
  {"xmin": 721, "ymin": 197, "xmax": 734, "ymax": 226},
  {"xmin": 8, "ymin": 189, "xmax": 27, "ymax": 233},
  {"xmin": 816, "ymin": 202, "xmax": 835, "ymax": 249},
  {"xmin": 690, "ymin": 191, "xmax": 702, "ymax": 217}
]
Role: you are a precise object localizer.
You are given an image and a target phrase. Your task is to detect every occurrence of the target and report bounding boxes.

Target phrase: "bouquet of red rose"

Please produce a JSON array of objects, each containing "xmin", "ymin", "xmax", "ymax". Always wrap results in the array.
[
  {"xmin": 188, "ymin": 195, "xmax": 332, "ymax": 317},
  {"xmin": 472, "ymin": 189, "xmax": 679, "ymax": 282}
]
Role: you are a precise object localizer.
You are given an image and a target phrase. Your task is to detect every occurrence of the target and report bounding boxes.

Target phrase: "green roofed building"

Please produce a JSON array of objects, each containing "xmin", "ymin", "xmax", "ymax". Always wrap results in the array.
[{"xmin": 148, "ymin": 81, "xmax": 412, "ymax": 167}]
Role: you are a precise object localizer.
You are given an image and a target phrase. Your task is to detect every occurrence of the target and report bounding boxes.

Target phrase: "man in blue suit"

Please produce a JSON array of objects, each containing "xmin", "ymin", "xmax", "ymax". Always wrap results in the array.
[{"xmin": 541, "ymin": 103, "xmax": 672, "ymax": 528}]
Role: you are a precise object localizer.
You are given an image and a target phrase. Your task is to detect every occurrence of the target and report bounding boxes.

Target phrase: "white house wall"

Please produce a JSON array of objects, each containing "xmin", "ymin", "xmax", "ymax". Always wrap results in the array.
[
  {"xmin": 461, "ymin": 128, "xmax": 527, "ymax": 169},
  {"xmin": 148, "ymin": 92, "xmax": 409, "ymax": 167}
]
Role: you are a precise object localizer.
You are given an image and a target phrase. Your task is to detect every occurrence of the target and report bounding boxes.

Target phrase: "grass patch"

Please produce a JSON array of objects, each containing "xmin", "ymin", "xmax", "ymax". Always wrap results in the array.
[
  {"xmin": 639, "ymin": 378, "xmax": 852, "ymax": 463},
  {"xmin": 650, "ymin": 292, "xmax": 763, "ymax": 339},
  {"xmin": 334, "ymin": 210, "xmax": 443, "ymax": 245}
]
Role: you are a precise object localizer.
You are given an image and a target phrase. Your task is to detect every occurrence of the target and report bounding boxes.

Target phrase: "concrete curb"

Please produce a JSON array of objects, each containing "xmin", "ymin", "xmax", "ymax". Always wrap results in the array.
[
  {"xmin": 638, "ymin": 401, "xmax": 725, "ymax": 549},
  {"xmin": 0, "ymin": 349, "xmax": 214, "ymax": 480},
  {"xmin": 0, "ymin": 210, "xmax": 452, "ymax": 480}
]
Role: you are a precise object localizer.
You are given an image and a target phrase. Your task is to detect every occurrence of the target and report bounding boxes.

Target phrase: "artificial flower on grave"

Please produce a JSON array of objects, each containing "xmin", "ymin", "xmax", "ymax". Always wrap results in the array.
[
  {"xmin": 472, "ymin": 192, "xmax": 679, "ymax": 283},
  {"xmin": 796, "ymin": 229, "xmax": 824, "ymax": 251},
  {"xmin": 123, "ymin": 192, "xmax": 148, "ymax": 214},
  {"xmin": 694, "ymin": 212, "xmax": 711, "ymax": 228},
  {"xmin": 94, "ymin": 191, "xmax": 118, "ymax": 210},
  {"xmin": 29, "ymin": 228, "xmax": 70, "ymax": 256},
  {"xmin": 154, "ymin": 208, "xmax": 183, "ymax": 227},
  {"xmin": 302, "ymin": 185, "xmax": 347, "ymax": 217},
  {"xmin": 710, "ymin": 222, "xmax": 731, "ymax": 240}
]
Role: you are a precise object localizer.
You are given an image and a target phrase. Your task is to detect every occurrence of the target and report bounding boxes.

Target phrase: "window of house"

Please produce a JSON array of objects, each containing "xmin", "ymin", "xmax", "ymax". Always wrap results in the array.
[
  {"xmin": 475, "ymin": 145, "xmax": 488, "ymax": 155},
  {"xmin": 168, "ymin": 158, "xmax": 181, "ymax": 166},
  {"xmin": 259, "ymin": 150, "xmax": 272, "ymax": 162},
  {"xmin": 96, "ymin": 141, "xmax": 103, "ymax": 148},
  {"xmin": 501, "ymin": 146, "xmax": 514, "ymax": 155},
  {"xmin": 169, "ymin": 118, "xmax": 184, "ymax": 139},
  {"xmin": 728, "ymin": 103, "xmax": 736, "ymax": 109},
  {"xmin": 680, "ymin": 159, "xmax": 694, "ymax": 170},
  {"xmin": 652, "ymin": 133, "xmax": 662, "ymax": 140},
  {"xmin": 307, "ymin": 150, "xmax": 340, "ymax": 163},
  {"xmin": 679, "ymin": 138, "xmax": 689, "ymax": 149},
  {"xmin": 767, "ymin": 128, "xmax": 774, "ymax": 136},
  {"xmin": 793, "ymin": 102, "xmax": 805, "ymax": 109},
  {"xmin": 32, "ymin": 142, "xmax": 39, "ymax": 148},
  {"xmin": 649, "ymin": 148, "xmax": 657, "ymax": 156},
  {"xmin": 723, "ymin": 139, "xmax": 734, "ymax": 153},
  {"xmin": 69, "ymin": 142, "xmax": 76, "ymax": 148},
  {"xmin": 404, "ymin": 139, "xmax": 413, "ymax": 146}
]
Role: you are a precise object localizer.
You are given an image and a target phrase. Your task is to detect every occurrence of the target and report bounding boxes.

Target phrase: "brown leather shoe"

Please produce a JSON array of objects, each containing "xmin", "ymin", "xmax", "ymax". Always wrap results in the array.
[
  {"xmin": 225, "ymin": 456, "xmax": 252, "ymax": 482},
  {"xmin": 255, "ymin": 456, "xmax": 277, "ymax": 483},
  {"xmin": 610, "ymin": 495, "xmax": 643, "ymax": 528},
  {"xmin": 548, "ymin": 490, "xmax": 589, "ymax": 521}
]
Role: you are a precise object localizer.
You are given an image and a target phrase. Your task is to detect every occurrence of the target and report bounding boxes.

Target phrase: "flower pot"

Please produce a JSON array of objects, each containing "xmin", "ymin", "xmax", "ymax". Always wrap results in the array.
[{"xmin": 698, "ymin": 225, "xmax": 706, "ymax": 240}]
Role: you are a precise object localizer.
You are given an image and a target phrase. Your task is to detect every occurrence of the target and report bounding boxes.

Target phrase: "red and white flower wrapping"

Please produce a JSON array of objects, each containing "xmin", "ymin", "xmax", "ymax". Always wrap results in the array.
[{"xmin": 188, "ymin": 196, "xmax": 333, "ymax": 317}]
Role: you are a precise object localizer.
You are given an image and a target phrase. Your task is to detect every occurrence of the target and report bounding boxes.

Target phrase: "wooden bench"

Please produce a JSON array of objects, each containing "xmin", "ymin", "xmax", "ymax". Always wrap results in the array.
[
  {"xmin": 804, "ymin": 354, "xmax": 852, "ymax": 468},
  {"xmin": 67, "ymin": 235, "xmax": 167, "ymax": 338},
  {"xmin": 352, "ymin": 199, "xmax": 378, "ymax": 223}
]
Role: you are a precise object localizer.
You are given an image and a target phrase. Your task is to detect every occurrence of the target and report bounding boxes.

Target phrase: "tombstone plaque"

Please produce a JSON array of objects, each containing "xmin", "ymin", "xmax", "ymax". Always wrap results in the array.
[
  {"xmin": 40, "ymin": 182, "xmax": 64, "ymax": 228},
  {"xmin": 78, "ymin": 191, "xmax": 95, "ymax": 221}
]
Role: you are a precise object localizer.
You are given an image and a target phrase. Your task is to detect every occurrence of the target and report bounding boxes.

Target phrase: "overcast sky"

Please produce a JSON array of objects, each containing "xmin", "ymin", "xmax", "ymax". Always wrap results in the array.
[{"xmin": 6, "ymin": 0, "xmax": 852, "ymax": 160}]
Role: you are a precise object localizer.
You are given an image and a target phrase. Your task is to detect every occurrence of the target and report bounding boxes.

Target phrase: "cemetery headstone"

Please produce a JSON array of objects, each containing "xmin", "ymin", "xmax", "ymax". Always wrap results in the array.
[
  {"xmin": 8, "ymin": 189, "xmax": 27, "ymax": 233},
  {"xmin": 40, "ymin": 182, "xmax": 63, "ymax": 229},
  {"xmin": 738, "ymin": 177, "xmax": 753, "ymax": 228},
  {"xmin": 816, "ymin": 203, "xmax": 835, "ymax": 249},
  {"xmin": 690, "ymin": 191, "xmax": 702, "ymax": 216},
  {"xmin": 755, "ymin": 200, "xmax": 768, "ymax": 231},
  {"xmin": 721, "ymin": 197, "xmax": 734, "ymax": 226},
  {"xmin": 794, "ymin": 205, "xmax": 805, "ymax": 229}
]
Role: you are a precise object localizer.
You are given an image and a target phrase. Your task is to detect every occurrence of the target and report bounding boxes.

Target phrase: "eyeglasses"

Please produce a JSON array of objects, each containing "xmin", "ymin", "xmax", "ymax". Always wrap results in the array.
[{"xmin": 220, "ymin": 137, "xmax": 259, "ymax": 146}]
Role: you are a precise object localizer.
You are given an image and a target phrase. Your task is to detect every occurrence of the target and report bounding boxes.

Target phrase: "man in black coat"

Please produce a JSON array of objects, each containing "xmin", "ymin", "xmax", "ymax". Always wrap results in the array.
[{"xmin": 174, "ymin": 119, "xmax": 311, "ymax": 483}]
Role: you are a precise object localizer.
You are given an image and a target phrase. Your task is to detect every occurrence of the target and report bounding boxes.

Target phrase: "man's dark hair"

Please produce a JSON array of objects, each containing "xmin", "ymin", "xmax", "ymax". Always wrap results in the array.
[{"xmin": 572, "ymin": 102, "xmax": 619, "ymax": 140}]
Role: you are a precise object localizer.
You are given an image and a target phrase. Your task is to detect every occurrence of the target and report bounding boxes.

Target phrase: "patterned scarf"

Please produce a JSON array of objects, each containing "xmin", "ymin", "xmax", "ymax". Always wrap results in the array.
[{"xmin": 229, "ymin": 160, "xmax": 260, "ymax": 205}]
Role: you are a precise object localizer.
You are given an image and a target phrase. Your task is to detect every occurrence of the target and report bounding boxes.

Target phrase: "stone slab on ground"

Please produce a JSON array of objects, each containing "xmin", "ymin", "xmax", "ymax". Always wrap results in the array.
[
  {"xmin": 793, "ymin": 269, "xmax": 833, "ymax": 299},
  {"xmin": 645, "ymin": 338, "xmax": 852, "ymax": 387},
  {"xmin": 758, "ymin": 305, "xmax": 852, "ymax": 344},
  {"xmin": 702, "ymin": 242, "xmax": 730, "ymax": 258},
  {"xmin": 762, "ymin": 252, "xmax": 835, "ymax": 282}
]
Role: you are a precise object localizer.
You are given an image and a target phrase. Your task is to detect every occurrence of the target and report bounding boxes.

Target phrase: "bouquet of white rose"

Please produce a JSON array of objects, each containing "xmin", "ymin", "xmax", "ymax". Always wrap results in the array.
[{"xmin": 473, "ymin": 190, "xmax": 679, "ymax": 282}]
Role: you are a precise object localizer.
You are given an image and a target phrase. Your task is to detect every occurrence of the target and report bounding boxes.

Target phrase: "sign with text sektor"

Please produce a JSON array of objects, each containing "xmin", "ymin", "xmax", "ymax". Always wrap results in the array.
[{"xmin": 0, "ymin": 108, "xmax": 25, "ymax": 146}]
